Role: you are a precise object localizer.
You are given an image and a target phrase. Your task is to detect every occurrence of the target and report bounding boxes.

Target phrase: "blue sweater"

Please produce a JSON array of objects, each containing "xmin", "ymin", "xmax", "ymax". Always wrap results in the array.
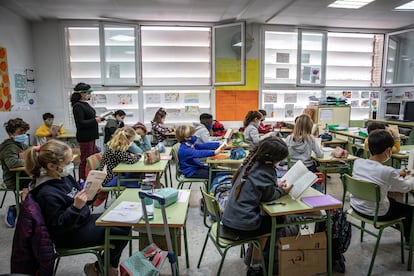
[{"xmin": 178, "ymin": 141, "xmax": 219, "ymax": 177}]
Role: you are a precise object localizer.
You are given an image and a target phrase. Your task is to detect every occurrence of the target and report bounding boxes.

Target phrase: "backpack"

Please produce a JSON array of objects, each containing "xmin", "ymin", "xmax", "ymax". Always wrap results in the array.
[
  {"xmin": 212, "ymin": 120, "xmax": 226, "ymax": 136},
  {"xmin": 331, "ymin": 208, "xmax": 352, "ymax": 254},
  {"xmin": 209, "ymin": 173, "xmax": 233, "ymax": 217}
]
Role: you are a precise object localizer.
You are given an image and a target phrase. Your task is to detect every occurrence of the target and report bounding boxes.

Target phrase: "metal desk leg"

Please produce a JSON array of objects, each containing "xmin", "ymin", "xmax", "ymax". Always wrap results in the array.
[
  {"xmin": 15, "ymin": 172, "xmax": 21, "ymax": 216},
  {"xmin": 327, "ymin": 211, "xmax": 333, "ymax": 276},
  {"xmin": 168, "ymin": 161, "xmax": 173, "ymax": 187},
  {"xmin": 207, "ymin": 166, "xmax": 214, "ymax": 191},
  {"xmin": 408, "ymin": 211, "xmax": 414, "ymax": 271},
  {"xmin": 267, "ymin": 217, "xmax": 277, "ymax": 276},
  {"xmin": 171, "ymin": 228, "xmax": 180, "ymax": 275},
  {"xmin": 104, "ymin": 227, "xmax": 110, "ymax": 276},
  {"xmin": 183, "ymin": 225, "xmax": 189, "ymax": 268}
]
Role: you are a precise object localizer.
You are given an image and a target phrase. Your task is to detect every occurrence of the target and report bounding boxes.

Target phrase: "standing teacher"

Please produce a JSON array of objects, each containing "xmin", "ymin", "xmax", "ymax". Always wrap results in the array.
[{"xmin": 70, "ymin": 82, "xmax": 105, "ymax": 182}]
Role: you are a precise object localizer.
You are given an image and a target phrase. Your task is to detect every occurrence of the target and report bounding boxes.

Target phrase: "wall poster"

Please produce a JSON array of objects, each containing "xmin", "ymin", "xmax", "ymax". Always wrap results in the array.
[{"xmin": 0, "ymin": 46, "xmax": 11, "ymax": 111}]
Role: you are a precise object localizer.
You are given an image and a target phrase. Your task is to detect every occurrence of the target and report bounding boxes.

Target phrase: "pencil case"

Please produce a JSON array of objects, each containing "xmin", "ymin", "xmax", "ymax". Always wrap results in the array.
[{"xmin": 154, "ymin": 188, "xmax": 178, "ymax": 208}]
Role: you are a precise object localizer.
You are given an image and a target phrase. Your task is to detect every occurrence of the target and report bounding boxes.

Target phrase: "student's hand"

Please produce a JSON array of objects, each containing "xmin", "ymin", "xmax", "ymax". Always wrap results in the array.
[
  {"xmin": 386, "ymin": 126, "xmax": 400, "ymax": 138},
  {"xmin": 399, "ymin": 168, "xmax": 409, "ymax": 177},
  {"xmin": 73, "ymin": 189, "xmax": 88, "ymax": 209},
  {"xmin": 96, "ymin": 117, "xmax": 105, "ymax": 123},
  {"xmin": 214, "ymin": 143, "xmax": 226, "ymax": 155},
  {"xmin": 278, "ymin": 179, "xmax": 293, "ymax": 193}
]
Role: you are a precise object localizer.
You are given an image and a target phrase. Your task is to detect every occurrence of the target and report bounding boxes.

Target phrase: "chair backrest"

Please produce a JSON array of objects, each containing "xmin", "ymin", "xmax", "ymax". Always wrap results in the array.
[
  {"xmin": 342, "ymin": 174, "xmax": 381, "ymax": 220},
  {"xmin": 86, "ymin": 152, "xmax": 104, "ymax": 177},
  {"xmin": 200, "ymin": 185, "xmax": 222, "ymax": 222},
  {"xmin": 11, "ymin": 193, "xmax": 55, "ymax": 275},
  {"xmin": 171, "ymin": 143, "xmax": 182, "ymax": 177}
]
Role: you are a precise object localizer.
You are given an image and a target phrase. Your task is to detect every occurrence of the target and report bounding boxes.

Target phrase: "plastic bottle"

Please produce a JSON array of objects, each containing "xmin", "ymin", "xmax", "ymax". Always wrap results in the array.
[{"xmin": 141, "ymin": 181, "xmax": 154, "ymax": 220}]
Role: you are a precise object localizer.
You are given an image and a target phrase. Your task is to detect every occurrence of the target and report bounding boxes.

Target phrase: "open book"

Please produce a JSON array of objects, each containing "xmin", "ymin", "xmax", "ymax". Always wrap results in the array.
[
  {"xmin": 407, "ymin": 150, "xmax": 414, "ymax": 171},
  {"xmin": 84, "ymin": 169, "xmax": 107, "ymax": 201},
  {"xmin": 51, "ymin": 123, "xmax": 63, "ymax": 133},
  {"xmin": 101, "ymin": 201, "xmax": 143, "ymax": 223},
  {"xmin": 100, "ymin": 111, "xmax": 114, "ymax": 119},
  {"xmin": 224, "ymin": 128, "xmax": 233, "ymax": 140},
  {"xmin": 280, "ymin": 160, "xmax": 317, "ymax": 200}
]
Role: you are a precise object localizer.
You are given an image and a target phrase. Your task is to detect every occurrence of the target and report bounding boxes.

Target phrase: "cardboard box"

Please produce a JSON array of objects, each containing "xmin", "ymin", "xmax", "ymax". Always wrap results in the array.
[
  {"xmin": 278, "ymin": 232, "xmax": 327, "ymax": 276},
  {"xmin": 138, "ymin": 231, "xmax": 182, "ymax": 256}
]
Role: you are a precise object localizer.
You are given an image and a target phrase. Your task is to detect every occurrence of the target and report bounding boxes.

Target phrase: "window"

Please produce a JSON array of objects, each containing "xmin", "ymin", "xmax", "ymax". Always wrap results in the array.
[{"xmin": 141, "ymin": 26, "xmax": 211, "ymax": 86}]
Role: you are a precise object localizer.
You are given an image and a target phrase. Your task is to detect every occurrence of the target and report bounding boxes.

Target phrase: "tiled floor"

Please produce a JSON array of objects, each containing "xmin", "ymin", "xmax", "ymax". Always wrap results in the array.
[{"xmin": 0, "ymin": 170, "xmax": 413, "ymax": 275}]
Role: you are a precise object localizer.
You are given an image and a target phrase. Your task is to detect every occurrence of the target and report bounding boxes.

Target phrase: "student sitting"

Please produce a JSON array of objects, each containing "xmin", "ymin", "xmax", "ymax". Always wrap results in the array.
[
  {"xmin": 194, "ymin": 113, "xmax": 221, "ymax": 143},
  {"xmin": 364, "ymin": 121, "xmax": 401, "ymax": 153},
  {"xmin": 103, "ymin": 109, "xmax": 126, "ymax": 146},
  {"xmin": 35, "ymin": 112, "xmax": 66, "ymax": 145},
  {"xmin": 243, "ymin": 110, "xmax": 263, "ymax": 150},
  {"xmin": 0, "ymin": 118, "xmax": 31, "ymax": 228},
  {"xmin": 285, "ymin": 114, "xmax": 323, "ymax": 172},
  {"xmin": 151, "ymin": 107, "xmax": 174, "ymax": 145},
  {"xmin": 25, "ymin": 140, "xmax": 129, "ymax": 276},
  {"xmin": 129, "ymin": 122, "xmax": 151, "ymax": 154},
  {"xmin": 221, "ymin": 137, "xmax": 291, "ymax": 275},
  {"xmin": 351, "ymin": 129, "xmax": 414, "ymax": 243},
  {"xmin": 258, "ymin": 109, "xmax": 272, "ymax": 134},
  {"xmin": 99, "ymin": 127, "xmax": 141, "ymax": 188},
  {"xmin": 176, "ymin": 125, "xmax": 226, "ymax": 179}
]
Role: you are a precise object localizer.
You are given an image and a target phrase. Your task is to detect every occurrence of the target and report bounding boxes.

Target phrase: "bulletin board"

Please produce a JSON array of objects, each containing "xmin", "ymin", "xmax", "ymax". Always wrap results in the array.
[{"xmin": 0, "ymin": 46, "xmax": 11, "ymax": 111}]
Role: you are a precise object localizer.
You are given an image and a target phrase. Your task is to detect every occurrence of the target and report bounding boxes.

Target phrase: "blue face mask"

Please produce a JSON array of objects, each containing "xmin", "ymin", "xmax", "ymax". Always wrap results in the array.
[
  {"xmin": 14, "ymin": 134, "xmax": 28, "ymax": 143},
  {"xmin": 207, "ymin": 123, "xmax": 213, "ymax": 130},
  {"xmin": 188, "ymin": 135, "xmax": 197, "ymax": 144}
]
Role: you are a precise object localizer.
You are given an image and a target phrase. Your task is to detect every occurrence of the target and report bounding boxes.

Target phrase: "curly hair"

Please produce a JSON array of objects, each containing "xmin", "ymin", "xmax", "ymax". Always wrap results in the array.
[{"xmin": 4, "ymin": 118, "xmax": 30, "ymax": 134}]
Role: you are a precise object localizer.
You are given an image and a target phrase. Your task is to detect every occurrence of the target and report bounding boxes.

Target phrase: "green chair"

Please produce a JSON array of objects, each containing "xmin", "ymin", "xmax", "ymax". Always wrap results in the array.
[
  {"xmin": 86, "ymin": 152, "xmax": 126, "ymax": 208},
  {"xmin": 54, "ymin": 245, "xmax": 113, "ymax": 275},
  {"xmin": 197, "ymin": 186, "xmax": 267, "ymax": 276},
  {"xmin": 341, "ymin": 174, "xmax": 405, "ymax": 276},
  {"xmin": 171, "ymin": 143, "xmax": 207, "ymax": 189},
  {"xmin": 0, "ymin": 182, "xmax": 17, "ymax": 208}
]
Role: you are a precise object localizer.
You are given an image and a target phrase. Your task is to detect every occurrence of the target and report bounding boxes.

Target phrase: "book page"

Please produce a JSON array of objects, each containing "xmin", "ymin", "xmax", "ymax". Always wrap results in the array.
[
  {"xmin": 280, "ymin": 160, "xmax": 316, "ymax": 200},
  {"xmin": 100, "ymin": 111, "xmax": 114, "ymax": 118},
  {"xmin": 84, "ymin": 170, "xmax": 107, "ymax": 200},
  {"xmin": 289, "ymin": 172, "xmax": 317, "ymax": 200},
  {"xmin": 101, "ymin": 201, "xmax": 143, "ymax": 223},
  {"xmin": 224, "ymin": 128, "xmax": 233, "ymax": 140}
]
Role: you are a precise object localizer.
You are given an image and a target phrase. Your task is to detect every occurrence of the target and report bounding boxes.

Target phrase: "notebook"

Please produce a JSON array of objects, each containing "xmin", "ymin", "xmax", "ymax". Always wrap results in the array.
[
  {"xmin": 301, "ymin": 194, "xmax": 342, "ymax": 208},
  {"xmin": 101, "ymin": 201, "xmax": 143, "ymax": 223}
]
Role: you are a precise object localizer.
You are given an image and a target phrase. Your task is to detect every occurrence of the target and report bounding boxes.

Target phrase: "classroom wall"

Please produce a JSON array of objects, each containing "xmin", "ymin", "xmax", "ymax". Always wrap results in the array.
[{"xmin": 0, "ymin": 7, "xmax": 39, "ymax": 144}]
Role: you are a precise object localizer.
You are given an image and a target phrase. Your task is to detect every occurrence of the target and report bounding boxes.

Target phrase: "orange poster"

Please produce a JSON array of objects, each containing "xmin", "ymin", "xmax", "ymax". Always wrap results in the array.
[{"xmin": 0, "ymin": 46, "xmax": 11, "ymax": 111}]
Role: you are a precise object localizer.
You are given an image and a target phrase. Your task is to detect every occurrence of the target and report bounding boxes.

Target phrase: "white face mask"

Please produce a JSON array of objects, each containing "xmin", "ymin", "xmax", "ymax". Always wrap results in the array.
[
  {"xmin": 383, "ymin": 151, "xmax": 391, "ymax": 163},
  {"xmin": 60, "ymin": 163, "xmax": 74, "ymax": 177}
]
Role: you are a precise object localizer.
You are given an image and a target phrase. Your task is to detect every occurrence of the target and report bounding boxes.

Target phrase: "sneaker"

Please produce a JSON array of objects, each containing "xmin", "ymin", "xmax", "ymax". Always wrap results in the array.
[
  {"xmin": 246, "ymin": 266, "xmax": 264, "ymax": 276},
  {"xmin": 84, "ymin": 262, "xmax": 99, "ymax": 276},
  {"xmin": 5, "ymin": 205, "xmax": 17, "ymax": 228}
]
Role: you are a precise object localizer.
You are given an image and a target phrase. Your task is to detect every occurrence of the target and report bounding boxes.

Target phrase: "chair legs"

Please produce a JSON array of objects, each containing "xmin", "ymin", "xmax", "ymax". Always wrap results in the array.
[
  {"xmin": 197, "ymin": 228, "xmax": 211, "ymax": 268},
  {"xmin": 360, "ymin": 221, "xmax": 365, "ymax": 242},
  {"xmin": 0, "ymin": 191, "xmax": 7, "ymax": 208}
]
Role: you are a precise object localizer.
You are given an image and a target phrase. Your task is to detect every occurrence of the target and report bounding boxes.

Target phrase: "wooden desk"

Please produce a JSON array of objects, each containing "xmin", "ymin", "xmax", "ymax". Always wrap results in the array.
[
  {"xmin": 96, "ymin": 188, "xmax": 190, "ymax": 276},
  {"xmin": 262, "ymin": 188, "xmax": 342, "ymax": 276},
  {"xmin": 312, "ymin": 151, "xmax": 358, "ymax": 191},
  {"xmin": 112, "ymin": 147, "xmax": 172, "ymax": 189}
]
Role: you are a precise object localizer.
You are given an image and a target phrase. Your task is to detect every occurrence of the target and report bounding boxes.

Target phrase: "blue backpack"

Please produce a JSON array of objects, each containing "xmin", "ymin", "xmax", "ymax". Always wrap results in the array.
[{"xmin": 209, "ymin": 174, "xmax": 233, "ymax": 217}]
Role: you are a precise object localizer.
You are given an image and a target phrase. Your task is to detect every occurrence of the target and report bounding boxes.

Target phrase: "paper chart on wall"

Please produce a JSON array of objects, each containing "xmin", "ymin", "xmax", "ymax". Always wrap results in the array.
[
  {"xmin": 276, "ymin": 68, "xmax": 289, "ymax": 79},
  {"xmin": 284, "ymin": 93, "xmax": 297, "ymax": 103},
  {"xmin": 264, "ymin": 93, "xmax": 278, "ymax": 103},
  {"xmin": 276, "ymin": 52, "xmax": 290, "ymax": 63},
  {"xmin": 184, "ymin": 93, "xmax": 199, "ymax": 103},
  {"xmin": 285, "ymin": 104, "xmax": 294, "ymax": 118},
  {"xmin": 146, "ymin": 93, "xmax": 161, "ymax": 104},
  {"xmin": 164, "ymin": 93, "xmax": 179, "ymax": 103}
]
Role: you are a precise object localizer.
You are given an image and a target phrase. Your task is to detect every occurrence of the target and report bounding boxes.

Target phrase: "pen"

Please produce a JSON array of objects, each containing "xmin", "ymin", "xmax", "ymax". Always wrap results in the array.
[{"xmin": 266, "ymin": 201, "xmax": 286, "ymax": 206}]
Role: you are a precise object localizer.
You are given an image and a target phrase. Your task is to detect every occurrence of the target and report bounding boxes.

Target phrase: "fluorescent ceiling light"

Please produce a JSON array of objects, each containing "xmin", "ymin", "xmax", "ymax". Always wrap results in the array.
[
  {"xmin": 328, "ymin": 0, "xmax": 375, "ymax": 9},
  {"xmin": 395, "ymin": 1, "xmax": 414, "ymax": 10},
  {"xmin": 110, "ymin": 34, "xmax": 135, "ymax": 42}
]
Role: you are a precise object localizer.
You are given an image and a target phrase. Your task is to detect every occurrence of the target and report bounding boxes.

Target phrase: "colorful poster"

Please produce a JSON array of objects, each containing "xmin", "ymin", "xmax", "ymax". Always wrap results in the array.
[
  {"xmin": 184, "ymin": 93, "xmax": 199, "ymax": 103},
  {"xmin": 0, "ymin": 46, "xmax": 11, "ymax": 111},
  {"xmin": 164, "ymin": 93, "xmax": 179, "ymax": 103}
]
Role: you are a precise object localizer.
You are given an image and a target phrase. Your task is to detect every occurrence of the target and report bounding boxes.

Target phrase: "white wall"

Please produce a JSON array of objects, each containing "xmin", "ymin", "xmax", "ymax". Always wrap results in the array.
[
  {"xmin": 0, "ymin": 7, "xmax": 39, "ymax": 144},
  {"xmin": 32, "ymin": 19, "xmax": 72, "ymax": 131}
]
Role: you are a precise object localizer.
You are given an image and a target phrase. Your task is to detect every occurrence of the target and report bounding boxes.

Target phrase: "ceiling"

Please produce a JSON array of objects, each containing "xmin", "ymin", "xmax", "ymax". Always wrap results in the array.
[{"xmin": 2, "ymin": 0, "xmax": 414, "ymax": 30}]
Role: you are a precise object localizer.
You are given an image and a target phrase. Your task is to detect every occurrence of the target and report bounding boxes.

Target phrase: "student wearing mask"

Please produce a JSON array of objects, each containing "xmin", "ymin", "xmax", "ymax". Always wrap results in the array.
[
  {"xmin": 0, "ymin": 118, "xmax": 31, "ymax": 227},
  {"xmin": 104, "ymin": 109, "xmax": 126, "ymax": 146},
  {"xmin": 176, "ymin": 125, "xmax": 226, "ymax": 179},
  {"xmin": 129, "ymin": 122, "xmax": 152, "ymax": 154},
  {"xmin": 24, "ymin": 140, "xmax": 129, "ymax": 276},
  {"xmin": 70, "ymin": 82, "xmax": 105, "ymax": 182},
  {"xmin": 351, "ymin": 129, "xmax": 414, "ymax": 244},
  {"xmin": 243, "ymin": 110, "xmax": 263, "ymax": 150},
  {"xmin": 194, "ymin": 113, "xmax": 218, "ymax": 143}
]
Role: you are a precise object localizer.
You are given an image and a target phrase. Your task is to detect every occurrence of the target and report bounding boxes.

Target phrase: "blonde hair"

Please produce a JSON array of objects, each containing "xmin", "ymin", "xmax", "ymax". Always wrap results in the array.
[
  {"xmin": 292, "ymin": 114, "xmax": 313, "ymax": 142},
  {"xmin": 175, "ymin": 125, "xmax": 195, "ymax": 142},
  {"xmin": 108, "ymin": 126, "xmax": 136, "ymax": 151},
  {"xmin": 25, "ymin": 139, "xmax": 72, "ymax": 178}
]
